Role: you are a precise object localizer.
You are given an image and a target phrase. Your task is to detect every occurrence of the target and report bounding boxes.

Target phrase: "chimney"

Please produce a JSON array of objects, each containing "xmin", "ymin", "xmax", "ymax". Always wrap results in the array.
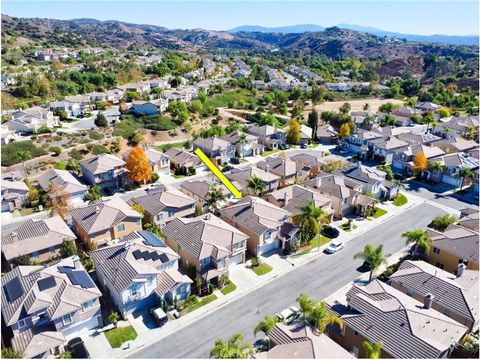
[
  {"xmin": 73, "ymin": 255, "xmax": 82, "ymax": 270},
  {"xmin": 424, "ymin": 293, "xmax": 434, "ymax": 309},
  {"xmin": 357, "ymin": 160, "xmax": 361, "ymax": 169},
  {"xmin": 457, "ymin": 262, "xmax": 467, "ymax": 277},
  {"xmin": 316, "ymin": 177, "xmax": 321, "ymax": 189},
  {"xmin": 265, "ymin": 164, "xmax": 270, "ymax": 173},
  {"xmin": 283, "ymin": 191, "xmax": 288, "ymax": 205}
]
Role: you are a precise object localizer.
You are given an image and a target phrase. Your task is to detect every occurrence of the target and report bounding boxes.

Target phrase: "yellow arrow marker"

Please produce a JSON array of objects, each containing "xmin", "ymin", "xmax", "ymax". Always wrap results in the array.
[{"xmin": 194, "ymin": 148, "xmax": 242, "ymax": 199}]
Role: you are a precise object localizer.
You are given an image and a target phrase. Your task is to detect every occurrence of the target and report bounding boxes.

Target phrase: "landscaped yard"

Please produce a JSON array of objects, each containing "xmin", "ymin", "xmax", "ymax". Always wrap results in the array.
[
  {"xmin": 290, "ymin": 247, "xmax": 312, "ymax": 259},
  {"xmin": 262, "ymin": 149, "xmax": 280, "ymax": 157},
  {"xmin": 252, "ymin": 263, "xmax": 273, "ymax": 276},
  {"xmin": 182, "ymin": 294, "xmax": 218, "ymax": 314},
  {"xmin": 393, "ymin": 194, "xmax": 408, "ymax": 206},
  {"xmin": 372, "ymin": 207, "xmax": 388, "ymax": 218},
  {"xmin": 340, "ymin": 223, "xmax": 358, "ymax": 232},
  {"xmin": 220, "ymin": 281, "xmax": 237, "ymax": 295},
  {"xmin": 104, "ymin": 325, "xmax": 137, "ymax": 348},
  {"xmin": 309, "ymin": 235, "xmax": 331, "ymax": 248}
]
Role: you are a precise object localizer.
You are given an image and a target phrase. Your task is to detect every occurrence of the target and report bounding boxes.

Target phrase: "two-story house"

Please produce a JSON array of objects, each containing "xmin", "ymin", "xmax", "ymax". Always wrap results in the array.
[
  {"xmin": 227, "ymin": 167, "xmax": 281, "ymax": 195},
  {"xmin": 6, "ymin": 106, "xmax": 59, "ymax": 134},
  {"xmin": 91, "ymin": 231, "xmax": 192, "ymax": 317},
  {"xmin": 128, "ymin": 185, "xmax": 196, "ymax": 228},
  {"xmin": 37, "ymin": 169, "xmax": 89, "ymax": 204},
  {"xmin": 343, "ymin": 163, "xmax": 398, "ymax": 200},
  {"xmin": 248, "ymin": 125, "xmax": 286, "ymax": 150},
  {"xmin": 221, "ymin": 131, "xmax": 264, "ymax": 158},
  {"xmin": 164, "ymin": 148, "xmax": 207, "ymax": 175},
  {"xmin": 123, "ymin": 148, "xmax": 170, "ymax": 176},
  {"xmin": 193, "ymin": 137, "xmax": 235, "ymax": 165},
  {"xmin": 257, "ymin": 157, "xmax": 308, "ymax": 187},
  {"xmin": 79, "ymin": 154, "xmax": 129, "ymax": 191},
  {"xmin": 179, "ymin": 179, "xmax": 241, "ymax": 211},
  {"xmin": 1, "ymin": 256, "xmax": 103, "ymax": 358},
  {"xmin": 70, "ymin": 197, "xmax": 143, "ymax": 249},
  {"xmin": 1, "ymin": 180, "xmax": 29, "ymax": 212}
]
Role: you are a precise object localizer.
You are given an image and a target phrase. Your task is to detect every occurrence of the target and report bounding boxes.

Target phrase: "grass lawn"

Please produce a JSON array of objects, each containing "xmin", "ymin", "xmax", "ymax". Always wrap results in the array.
[
  {"xmin": 309, "ymin": 235, "xmax": 331, "ymax": 248},
  {"xmin": 104, "ymin": 326, "xmax": 137, "ymax": 348},
  {"xmin": 372, "ymin": 207, "xmax": 388, "ymax": 218},
  {"xmin": 393, "ymin": 194, "xmax": 408, "ymax": 206},
  {"xmin": 340, "ymin": 223, "xmax": 358, "ymax": 232},
  {"xmin": 252, "ymin": 263, "xmax": 273, "ymax": 276},
  {"xmin": 240, "ymin": 159, "xmax": 248, "ymax": 163},
  {"xmin": 172, "ymin": 174, "xmax": 186, "ymax": 179},
  {"xmin": 182, "ymin": 294, "xmax": 218, "ymax": 314},
  {"xmin": 113, "ymin": 119, "xmax": 140, "ymax": 138},
  {"xmin": 220, "ymin": 282, "xmax": 237, "ymax": 295},
  {"xmin": 262, "ymin": 149, "xmax": 280, "ymax": 157},
  {"xmin": 290, "ymin": 247, "xmax": 312, "ymax": 259},
  {"xmin": 202, "ymin": 89, "xmax": 253, "ymax": 110}
]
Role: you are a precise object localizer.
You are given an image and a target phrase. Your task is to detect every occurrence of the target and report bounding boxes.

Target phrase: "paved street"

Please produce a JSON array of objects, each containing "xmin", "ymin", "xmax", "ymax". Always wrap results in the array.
[{"xmin": 128, "ymin": 202, "xmax": 447, "ymax": 359}]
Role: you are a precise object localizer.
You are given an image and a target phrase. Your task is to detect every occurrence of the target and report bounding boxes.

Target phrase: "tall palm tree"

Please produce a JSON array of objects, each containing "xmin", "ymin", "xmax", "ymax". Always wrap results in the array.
[
  {"xmin": 247, "ymin": 175, "xmax": 265, "ymax": 196},
  {"xmin": 363, "ymin": 341, "xmax": 383, "ymax": 359},
  {"xmin": 292, "ymin": 200, "xmax": 329, "ymax": 245},
  {"xmin": 296, "ymin": 293, "xmax": 314, "ymax": 322},
  {"xmin": 402, "ymin": 229, "xmax": 432, "ymax": 258},
  {"xmin": 253, "ymin": 315, "xmax": 279, "ymax": 337},
  {"xmin": 18, "ymin": 150, "xmax": 32, "ymax": 179},
  {"xmin": 209, "ymin": 333, "xmax": 253, "ymax": 359},
  {"xmin": 458, "ymin": 167, "xmax": 474, "ymax": 191},
  {"xmin": 238, "ymin": 133, "xmax": 249, "ymax": 158},
  {"xmin": 353, "ymin": 244, "xmax": 387, "ymax": 282},
  {"xmin": 428, "ymin": 161, "xmax": 445, "ymax": 174},
  {"xmin": 205, "ymin": 186, "xmax": 225, "ymax": 214},
  {"xmin": 393, "ymin": 179, "xmax": 405, "ymax": 198},
  {"xmin": 309, "ymin": 300, "xmax": 343, "ymax": 334}
]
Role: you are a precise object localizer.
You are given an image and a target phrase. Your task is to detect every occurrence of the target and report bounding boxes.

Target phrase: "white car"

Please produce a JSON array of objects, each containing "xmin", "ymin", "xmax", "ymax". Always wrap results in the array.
[
  {"xmin": 325, "ymin": 240, "xmax": 344, "ymax": 254},
  {"xmin": 276, "ymin": 306, "xmax": 300, "ymax": 324}
]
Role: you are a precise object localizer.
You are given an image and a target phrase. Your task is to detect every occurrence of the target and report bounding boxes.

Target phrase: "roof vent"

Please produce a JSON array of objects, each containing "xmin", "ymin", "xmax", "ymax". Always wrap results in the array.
[
  {"xmin": 204, "ymin": 213, "xmax": 211, "ymax": 221},
  {"xmin": 424, "ymin": 293, "xmax": 434, "ymax": 309}
]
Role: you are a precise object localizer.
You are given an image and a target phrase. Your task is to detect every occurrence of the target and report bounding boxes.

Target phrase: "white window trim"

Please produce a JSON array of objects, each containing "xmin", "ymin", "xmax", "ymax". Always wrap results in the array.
[
  {"xmin": 18, "ymin": 318, "xmax": 28, "ymax": 328},
  {"xmin": 82, "ymin": 300, "xmax": 95, "ymax": 312},
  {"xmin": 62, "ymin": 313, "xmax": 73, "ymax": 326}
]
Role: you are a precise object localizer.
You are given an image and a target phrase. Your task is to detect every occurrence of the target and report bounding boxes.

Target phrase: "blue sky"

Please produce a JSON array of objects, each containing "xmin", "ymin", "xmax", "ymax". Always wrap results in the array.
[{"xmin": 2, "ymin": 1, "xmax": 479, "ymax": 35}]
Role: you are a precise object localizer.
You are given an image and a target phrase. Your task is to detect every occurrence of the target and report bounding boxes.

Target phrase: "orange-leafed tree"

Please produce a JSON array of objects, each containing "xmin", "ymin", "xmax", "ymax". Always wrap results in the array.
[
  {"xmin": 126, "ymin": 147, "xmax": 152, "ymax": 184},
  {"xmin": 413, "ymin": 151, "xmax": 428, "ymax": 174},
  {"xmin": 48, "ymin": 182, "xmax": 70, "ymax": 220}
]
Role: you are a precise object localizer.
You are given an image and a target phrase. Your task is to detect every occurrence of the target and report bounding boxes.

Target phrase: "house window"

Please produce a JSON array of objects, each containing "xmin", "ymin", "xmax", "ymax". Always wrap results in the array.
[
  {"xmin": 444, "ymin": 309, "xmax": 451, "ymax": 317},
  {"xmin": 18, "ymin": 318, "xmax": 28, "ymax": 328},
  {"xmin": 147, "ymin": 277, "xmax": 154, "ymax": 286},
  {"xmin": 157, "ymin": 214, "xmax": 164, "ymax": 221},
  {"xmin": 117, "ymin": 224, "xmax": 125, "ymax": 232},
  {"xmin": 62, "ymin": 313, "xmax": 73, "ymax": 326},
  {"xmin": 82, "ymin": 300, "xmax": 95, "ymax": 312},
  {"xmin": 354, "ymin": 331, "xmax": 358, "ymax": 336},
  {"xmin": 31, "ymin": 252, "xmax": 39, "ymax": 259},
  {"xmin": 168, "ymin": 211, "xmax": 175, "ymax": 217},
  {"xmin": 130, "ymin": 288, "xmax": 140, "ymax": 298},
  {"xmin": 433, "ymin": 247, "xmax": 440, "ymax": 255},
  {"xmin": 263, "ymin": 231, "xmax": 271, "ymax": 241},
  {"xmin": 201, "ymin": 257, "xmax": 211, "ymax": 266},
  {"xmin": 436, "ymin": 262, "xmax": 445, "ymax": 270},
  {"xmin": 49, "ymin": 247, "xmax": 57, "ymax": 254},
  {"xmin": 191, "ymin": 204, "xmax": 195, "ymax": 209}
]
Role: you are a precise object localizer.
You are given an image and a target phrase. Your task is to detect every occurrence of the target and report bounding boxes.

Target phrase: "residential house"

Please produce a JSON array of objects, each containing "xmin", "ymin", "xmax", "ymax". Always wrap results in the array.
[
  {"xmin": 37, "ymin": 169, "xmax": 88, "ymax": 204},
  {"xmin": 79, "ymin": 154, "xmax": 129, "ymax": 191},
  {"xmin": 102, "ymin": 108, "xmax": 121, "ymax": 124},
  {"xmin": 49, "ymin": 99, "xmax": 86, "ymax": 118},
  {"xmin": 257, "ymin": 157, "xmax": 308, "ymax": 187},
  {"xmin": 227, "ymin": 167, "xmax": 280, "ymax": 194},
  {"xmin": 1, "ymin": 216, "xmax": 76, "ymax": 270},
  {"xmin": 91, "ymin": 231, "xmax": 192, "ymax": 317},
  {"xmin": 426, "ymin": 224, "xmax": 479, "ymax": 273},
  {"xmin": 193, "ymin": 137, "xmax": 235, "ymax": 165},
  {"xmin": 396, "ymin": 132, "xmax": 442, "ymax": 146},
  {"xmin": 70, "ymin": 197, "xmax": 143, "ymax": 248},
  {"xmin": 428, "ymin": 152, "xmax": 479, "ymax": 187},
  {"xmin": 430, "ymin": 137, "xmax": 478, "ymax": 154},
  {"xmin": 389, "ymin": 260, "xmax": 479, "ymax": 331},
  {"xmin": 219, "ymin": 196, "xmax": 294, "ymax": 255},
  {"xmin": 316, "ymin": 124, "xmax": 339, "ymax": 144},
  {"xmin": 299, "ymin": 125, "xmax": 313, "ymax": 145},
  {"xmin": 289, "ymin": 153, "xmax": 340, "ymax": 178},
  {"xmin": 415, "ymin": 102, "xmax": 442, "ymax": 113},
  {"xmin": 163, "ymin": 213, "xmax": 249, "ymax": 284},
  {"xmin": 131, "ymin": 99, "xmax": 168, "ymax": 115},
  {"xmin": 343, "ymin": 163, "xmax": 398, "ymax": 200},
  {"xmin": 1, "ymin": 126, "xmax": 22, "ymax": 145},
  {"xmin": 254, "ymin": 322, "xmax": 353, "ymax": 359},
  {"xmin": 115, "ymin": 82, "xmax": 151, "ymax": 94},
  {"xmin": 328, "ymin": 280, "xmax": 468, "ymax": 358},
  {"xmin": 179, "ymin": 179, "xmax": 241, "ymax": 211},
  {"xmin": 458, "ymin": 208, "xmax": 479, "ymax": 232},
  {"xmin": 1, "ymin": 180, "xmax": 29, "ymax": 212},
  {"xmin": 128, "ymin": 185, "xmax": 196, "ymax": 228},
  {"xmin": 6, "ymin": 107, "xmax": 59, "ymax": 134},
  {"xmin": 221, "ymin": 131, "xmax": 264, "ymax": 157},
  {"xmin": 1, "ymin": 256, "xmax": 103, "ymax": 358},
  {"xmin": 123, "ymin": 148, "xmax": 170, "ymax": 176},
  {"xmin": 164, "ymin": 148, "xmax": 207, "ymax": 175},
  {"xmin": 248, "ymin": 125, "xmax": 286, "ymax": 150},
  {"xmin": 393, "ymin": 144, "xmax": 445, "ymax": 176},
  {"xmin": 433, "ymin": 116, "xmax": 479, "ymax": 139},
  {"xmin": 367, "ymin": 136, "xmax": 409, "ymax": 162}
]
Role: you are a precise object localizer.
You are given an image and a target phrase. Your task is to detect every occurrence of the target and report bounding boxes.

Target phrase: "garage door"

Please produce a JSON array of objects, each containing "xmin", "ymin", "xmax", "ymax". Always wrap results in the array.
[
  {"xmin": 63, "ymin": 315, "xmax": 102, "ymax": 339},
  {"xmin": 229, "ymin": 253, "xmax": 244, "ymax": 266},
  {"xmin": 259, "ymin": 240, "xmax": 279, "ymax": 255}
]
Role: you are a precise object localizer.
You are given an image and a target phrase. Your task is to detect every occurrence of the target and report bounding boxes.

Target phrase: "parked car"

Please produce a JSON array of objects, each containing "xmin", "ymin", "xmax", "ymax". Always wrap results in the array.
[
  {"xmin": 300, "ymin": 143, "xmax": 308, "ymax": 149},
  {"xmin": 276, "ymin": 306, "xmax": 300, "ymax": 324},
  {"xmin": 321, "ymin": 225, "xmax": 340, "ymax": 239},
  {"xmin": 67, "ymin": 338, "xmax": 90, "ymax": 359},
  {"xmin": 149, "ymin": 306, "xmax": 168, "ymax": 326},
  {"xmin": 230, "ymin": 157, "xmax": 240, "ymax": 165},
  {"xmin": 325, "ymin": 240, "xmax": 344, "ymax": 254}
]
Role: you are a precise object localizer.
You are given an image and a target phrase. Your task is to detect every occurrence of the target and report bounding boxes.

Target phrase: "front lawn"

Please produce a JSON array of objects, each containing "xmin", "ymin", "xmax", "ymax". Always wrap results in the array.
[
  {"xmin": 220, "ymin": 281, "xmax": 237, "ymax": 295},
  {"xmin": 262, "ymin": 149, "xmax": 280, "ymax": 157},
  {"xmin": 309, "ymin": 235, "xmax": 331, "ymax": 248},
  {"xmin": 290, "ymin": 247, "xmax": 312, "ymax": 259},
  {"xmin": 252, "ymin": 263, "xmax": 273, "ymax": 276},
  {"xmin": 393, "ymin": 194, "xmax": 408, "ymax": 206},
  {"xmin": 172, "ymin": 174, "xmax": 186, "ymax": 179},
  {"xmin": 104, "ymin": 326, "xmax": 137, "ymax": 348},
  {"xmin": 340, "ymin": 223, "xmax": 358, "ymax": 232},
  {"xmin": 372, "ymin": 207, "xmax": 388, "ymax": 218},
  {"xmin": 182, "ymin": 294, "xmax": 218, "ymax": 314}
]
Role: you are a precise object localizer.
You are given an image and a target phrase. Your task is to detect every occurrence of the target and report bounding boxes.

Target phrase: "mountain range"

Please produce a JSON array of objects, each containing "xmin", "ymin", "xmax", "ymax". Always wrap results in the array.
[{"xmin": 228, "ymin": 24, "xmax": 479, "ymax": 46}]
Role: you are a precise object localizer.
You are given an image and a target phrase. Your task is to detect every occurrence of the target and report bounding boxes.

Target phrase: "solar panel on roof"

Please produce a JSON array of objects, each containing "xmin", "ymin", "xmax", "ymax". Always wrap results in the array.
[
  {"xmin": 132, "ymin": 250, "xmax": 143, "ymax": 260},
  {"xmin": 4, "ymin": 277, "xmax": 23, "ymax": 302},
  {"xmin": 67, "ymin": 270, "xmax": 95, "ymax": 289},
  {"xmin": 159, "ymin": 254, "xmax": 169, "ymax": 263},
  {"xmin": 38, "ymin": 276, "xmax": 56, "ymax": 292},
  {"xmin": 139, "ymin": 231, "xmax": 166, "ymax": 248}
]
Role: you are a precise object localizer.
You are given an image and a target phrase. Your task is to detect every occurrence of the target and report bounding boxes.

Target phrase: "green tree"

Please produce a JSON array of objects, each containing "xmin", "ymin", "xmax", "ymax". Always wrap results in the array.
[
  {"xmin": 60, "ymin": 351, "xmax": 72, "ymax": 359},
  {"xmin": 205, "ymin": 186, "xmax": 225, "ymax": 214},
  {"xmin": 353, "ymin": 244, "xmax": 387, "ymax": 282},
  {"xmin": 309, "ymin": 300, "xmax": 343, "ymax": 334},
  {"xmin": 292, "ymin": 200, "xmax": 329, "ymax": 244},
  {"xmin": 402, "ymin": 229, "xmax": 432, "ymax": 257},
  {"xmin": 429, "ymin": 215, "xmax": 459, "ymax": 232},
  {"xmin": 108, "ymin": 311, "xmax": 120, "ymax": 327},
  {"xmin": 363, "ymin": 341, "xmax": 383, "ymax": 359},
  {"xmin": 253, "ymin": 315, "xmax": 279, "ymax": 337},
  {"xmin": 238, "ymin": 133, "xmax": 249, "ymax": 158},
  {"xmin": 18, "ymin": 150, "xmax": 32, "ymax": 178},
  {"xmin": 428, "ymin": 161, "xmax": 445, "ymax": 175},
  {"xmin": 60, "ymin": 240, "xmax": 78, "ymax": 257},
  {"xmin": 458, "ymin": 167, "xmax": 474, "ymax": 191},
  {"xmin": 247, "ymin": 175, "xmax": 265, "ymax": 196},
  {"xmin": 11, "ymin": 254, "xmax": 31, "ymax": 266},
  {"xmin": 339, "ymin": 102, "xmax": 351, "ymax": 115},
  {"xmin": 1, "ymin": 348, "xmax": 23, "ymax": 359},
  {"xmin": 95, "ymin": 113, "xmax": 108, "ymax": 128},
  {"xmin": 296, "ymin": 293, "xmax": 313, "ymax": 322},
  {"xmin": 85, "ymin": 185, "xmax": 102, "ymax": 202},
  {"xmin": 307, "ymin": 109, "xmax": 319, "ymax": 138},
  {"xmin": 209, "ymin": 333, "xmax": 253, "ymax": 359},
  {"xmin": 286, "ymin": 118, "xmax": 301, "ymax": 145},
  {"xmin": 461, "ymin": 333, "xmax": 479, "ymax": 358}
]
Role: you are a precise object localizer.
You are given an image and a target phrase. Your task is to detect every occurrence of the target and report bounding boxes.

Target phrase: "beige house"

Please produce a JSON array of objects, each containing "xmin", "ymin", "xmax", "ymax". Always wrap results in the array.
[
  {"xmin": 123, "ymin": 148, "xmax": 170, "ymax": 176},
  {"xmin": 227, "ymin": 167, "xmax": 280, "ymax": 195},
  {"xmin": 70, "ymin": 197, "xmax": 142, "ymax": 248},
  {"xmin": 37, "ymin": 169, "xmax": 88, "ymax": 203},
  {"xmin": 179, "ymin": 179, "xmax": 241, "ymax": 210},
  {"xmin": 257, "ymin": 157, "xmax": 308, "ymax": 187}
]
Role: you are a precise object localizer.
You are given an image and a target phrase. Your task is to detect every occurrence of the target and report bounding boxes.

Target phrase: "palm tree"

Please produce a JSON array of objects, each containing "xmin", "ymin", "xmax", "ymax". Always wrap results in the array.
[
  {"xmin": 309, "ymin": 300, "xmax": 343, "ymax": 334},
  {"xmin": 296, "ymin": 293, "xmax": 313, "ymax": 322},
  {"xmin": 253, "ymin": 315, "xmax": 278, "ymax": 337},
  {"xmin": 292, "ymin": 200, "xmax": 329, "ymax": 245},
  {"xmin": 205, "ymin": 186, "xmax": 225, "ymax": 214},
  {"xmin": 209, "ymin": 333, "xmax": 253, "ymax": 359},
  {"xmin": 18, "ymin": 150, "xmax": 32, "ymax": 179},
  {"xmin": 353, "ymin": 244, "xmax": 387, "ymax": 282},
  {"xmin": 363, "ymin": 341, "xmax": 383, "ymax": 359},
  {"xmin": 402, "ymin": 229, "xmax": 432, "ymax": 258},
  {"xmin": 393, "ymin": 179, "xmax": 405, "ymax": 198},
  {"xmin": 458, "ymin": 167, "xmax": 474, "ymax": 191},
  {"xmin": 238, "ymin": 133, "xmax": 249, "ymax": 158},
  {"xmin": 428, "ymin": 161, "xmax": 445, "ymax": 174},
  {"xmin": 247, "ymin": 175, "xmax": 265, "ymax": 196}
]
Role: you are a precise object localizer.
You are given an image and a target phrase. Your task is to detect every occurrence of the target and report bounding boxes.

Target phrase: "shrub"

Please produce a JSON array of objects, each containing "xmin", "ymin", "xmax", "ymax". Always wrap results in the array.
[
  {"xmin": 429, "ymin": 215, "xmax": 459, "ymax": 232},
  {"xmin": 251, "ymin": 256, "xmax": 261, "ymax": 267},
  {"xmin": 89, "ymin": 131, "xmax": 104, "ymax": 140},
  {"xmin": 151, "ymin": 172, "xmax": 159, "ymax": 183},
  {"xmin": 60, "ymin": 240, "xmax": 78, "ymax": 257},
  {"xmin": 95, "ymin": 113, "xmax": 108, "ymax": 127},
  {"xmin": 49, "ymin": 146, "xmax": 62, "ymax": 156},
  {"xmin": 1, "ymin": 141, "xmax": 48, "ymax": 166},
  {"xmin": 69, "ymin": 149, "xmax": 84, "ymax": 160},
  {"xmin": 86, "ymin": 144, "xmax": 111, "ymax": 155},
  {"xmin": 184, "ymin": 295, "xmax": 199, "ymax": 308}
]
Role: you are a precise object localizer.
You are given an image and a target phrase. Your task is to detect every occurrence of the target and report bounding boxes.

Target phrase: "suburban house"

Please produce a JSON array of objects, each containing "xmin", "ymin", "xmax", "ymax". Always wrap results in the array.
[
  {"xmin": 328, "ymin": 280, "xmax": 468, "ymax": 358},
  {"xmin": 163, "ymin": 213, "xmax": 249, "ymax": 284},
  {"xmin": 128, "ymin": 185, "xmax": 196, "ymax": 227},
  {"xmin": 426, "ymin": 224, "xmax": 479, "ymax": 273},
  {"xmin": 367, "ymin": 136, "xmax": 410, "ymax": 162},
  {"xmin": 1, "ymin": 180, "xmax": 29, "ymax": 212},
  {"xmin": 91, "ymin": 231, "xmax": 192, "ymax": 317},
  {"xmin": 79, "ymin": 154, "xmax": 129, "ymax": 191},
  {"xmin": 415, "ymin": 102, "xmax": 442, "ymax": 113},
  {"xmin": 164, "ymin": 148, "xmax": 206, "ymax": 175},
  {"xmin": 343, "ymin": 163, "xmax": 398, "ymax": 200},
  {"xmin": 131, "ymin": 101, "xmax": 159, "ymax": 115},
  {"xmin": 227, "ymin": 167, "xmax": 280, "ymax": 194},
  {"xmin": 49, "ymin": 99, "xmax": 86, "ymax": 118},
  {"xmin": 248, "ymin": 125, "xmax": 286, "ymax": 150},
  {"xmin": 1, "ymin": 126, "xmax": 22, "ymax": 145},
  {"xmin": 431, "ymin": 137, "xmax": 478, "ymax": 154},
  {"xmin": 1, "ymin": 256, "xmax": 103, "ymax": 358},
  {"xmin": 392, "ymin": 144, "xmax": 445, "ymax": 176},
  {"xmin": 1, "ymin": 216, "xmax": 76, "ymax": 270},
  {"xmin": 264, "ymin": 185, "xmax": 334, "ymax": 222},
  {"xmin": 458, "ymin": 208, "xmax": 479, "ymax": 232},
  {"xmin": 179, "ymin": 179, "xmax": 241, "ymax": 210},
  {"xmin": 389, "ymin": 260, "xmax": 479, "ymax": 331},
  {"xmin": 432, "ymin": 116, "xmax": 479, "ymax": 139},
  {"xmin": 257, "ymin": 157, "xmax": 308, "ymax": 187},
  {"xmin": 290, "ymin": 153, "xmax": 344, "ymax": 179},
  {"xmin": 193, "ymin": 137, "xmax": 235, "ymax": 165},
  {"xmin": 254, "ymin": 322, "xmax": 353, "ymax": 359},
  {"xmin": 428, "ymin": 152, "xmax": 479, "ymax": 187},
  {"xmin": 37, "ymin": 169, "xmax": 88, "ymax": 204},
  {"xmin": 316, "ymin": 124, "xmax": 339, "ymax": 144},
  {"xmin": 299, "ymin": 124, "xmax": 313, "ymax": 145},
  {"xmin": 115, "ymin": 82, "xmax": 150, "ymax": 94},
  {"xmin": 70, "ymin": 197, "xmax": 143, "ymax": 248},
  {"xmin": 219, "ymin": 196, "xmax": 294, "ymax": 255},
  {"xmin": 6, "ymin": 107, "xmax": 59, "ymax": 134},
  {"xmin": 123, "ymin": 148, "xmax": 170, "ymax": 176},
  {"xmin": 221, "ymin": 131, "xmax": 264, "ymax": 157}
]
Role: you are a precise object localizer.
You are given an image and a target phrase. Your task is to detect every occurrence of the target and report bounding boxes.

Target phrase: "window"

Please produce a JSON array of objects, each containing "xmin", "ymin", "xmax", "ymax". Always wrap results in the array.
[
  {"xmin": 62, "ymin": 313, "xmax": 73, "ymax": 326},
  {"xmin": 157, "ymin": 214, "xmax": 164, "ymax": 221},
  {"xmin": 168, "ymin": 211, "xmax": 175, "ymax": 217},
  {"xmin": 354, "ymin": 331, "xmax": 358, "ymax": 336},
  {"xmin": 49, "ymin": 247, "xmax": 56, "ymax": 254},
  {"xmin": 18, "ymin": 318, "xmax": 28, "ymax": 328},
  {"xmin": 82, "ymin": 300, "xmax": 95, "ymax": 312},
  {"xmin": 117, "ymin": 224, "xmax": 125, "ymax": 232},
  {"xmin": 130, "ymin": 288, "xmax": 140, "ymax": 298},
  {"xmin": 436, "ymin": 262, "xmax": 445, "ymax": 270},
  {"xmin": 263, "ymin": 231, "xmax": 271, "ymax": 241},
  {"xmin": 444, "ymin": 309, "xmax": 451, "ymax": 317},
  {"xmin": 31, "ymin": 252, "xmax": 39, "ymax": 259},
  {"xmin": 433, "ymin": 247, "xmax": 441, "ymax": 255},
  {"xmin": 147, "ymin": 277, "xmax": 154, "ymax": 286},
  {"xmin": 191, "ymin": 204, "xmax": 195, "ymax": 209}
]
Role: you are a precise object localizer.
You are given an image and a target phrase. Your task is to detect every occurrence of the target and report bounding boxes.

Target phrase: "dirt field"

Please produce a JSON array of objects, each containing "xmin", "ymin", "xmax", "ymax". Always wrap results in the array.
[{"xmin": 304, "ymin": 98, "xmax": 404, "ymax": 117}]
